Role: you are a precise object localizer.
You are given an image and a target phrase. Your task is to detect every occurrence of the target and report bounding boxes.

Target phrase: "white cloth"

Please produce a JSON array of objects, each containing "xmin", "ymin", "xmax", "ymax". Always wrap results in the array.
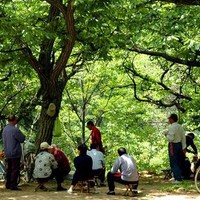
[
  {"xmin": 167, "ymin": 122, "xmax": 186, "ymax": 150},
  {"xmin": 87, "ymin": 149, "xmax": 105, "ymax": 170},
  {"xmin": 33, "ymin": 151, "xmax": 58, "ymax": 178},
  {"xmin": 111, "ymin": 154, "xmax": 139, "ymax": 182}
]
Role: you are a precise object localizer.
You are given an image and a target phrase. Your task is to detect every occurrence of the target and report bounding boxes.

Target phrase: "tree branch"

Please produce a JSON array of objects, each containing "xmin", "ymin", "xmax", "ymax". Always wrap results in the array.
[
  {"xmin": 45, "ymin": 0, "xmax": 76, "ymax": 81},
  {"xmin": 129, "ymin": 74, "xmax": 186, "ymax": 112},
  {"xmin": 0, "ymin": 85, "xmax": 28, "ymax": 113},
  {"xmin": 156, "ymin": 0, "xmax": 200, "ymax": 6},
  {"xmin": 0, "ymin": 71, "xmax": 12, "ymax": 82},
  {"xmin": 128, "ymin": 47, "xmax": 200, "ymax": 67}
]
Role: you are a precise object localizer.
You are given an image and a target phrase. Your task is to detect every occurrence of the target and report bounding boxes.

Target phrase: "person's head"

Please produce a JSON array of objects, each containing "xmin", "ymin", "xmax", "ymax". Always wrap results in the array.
[
  {"xmin": 7, "ymin": 114, "xmax": 17, "ymax": 125},
  {"xmin": 168, "ymin": 113, "xmax": 178, "ymax": 124},
  {"xmin": 118, "ymin": 147, "xmax": 127, "ymax": 156},
  {"xmin": 87, "ymin": 120, "xmax": 94, "ymax": 130},
  {"xmin": 49, "ymin": 144, "xmax": 58, "ymax": 153},
  {"xmin": 90, "ymin": 143, "xmax": 100, "ymax": 150},
  {"xmin": 40, "ymin": 142, "xmax": 52, "ymax": 152},
  {"xmin": 187, "ymin": 132, "xmax": 195, "ymax": 139},
  {"xmin": 77, "ymin": 144, "xmax": 88, "ymax": 155}
]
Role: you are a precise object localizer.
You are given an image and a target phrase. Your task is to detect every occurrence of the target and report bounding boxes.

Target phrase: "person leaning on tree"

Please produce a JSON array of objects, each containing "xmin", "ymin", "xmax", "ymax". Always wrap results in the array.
[
  {"xmin": 164, "ymin": 113, "xmax": 186, "ymax": 183},
  {"xmin": 2, "ymin": 115, "xmax": 25, "ymax": 190}
]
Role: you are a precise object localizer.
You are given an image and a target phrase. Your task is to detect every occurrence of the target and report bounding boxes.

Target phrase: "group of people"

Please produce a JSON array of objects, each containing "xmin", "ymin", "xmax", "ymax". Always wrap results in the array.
[
  {"xmin": 1, "ymin": 116, "xmax": 139, "ymax": 196},
  {"xmin": 33, "ymin": 142, "xmax": 71, "ymax": 191},
  {"xmin": 2, "ymin": 112, "xmax": 198, "ymax": 194},
  {"xmin": 164, "ymin": 113, "xmax": 198, "ymax": 183},
  {"xmin": 67, "ymin": 143, "xmax": 138, "ymax": 195}
]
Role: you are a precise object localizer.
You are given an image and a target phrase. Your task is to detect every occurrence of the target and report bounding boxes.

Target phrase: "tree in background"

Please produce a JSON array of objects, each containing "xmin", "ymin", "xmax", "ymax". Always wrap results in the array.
[{"xmin": 1, "ymin": 0, "xmax": 200, "ymax": 155}]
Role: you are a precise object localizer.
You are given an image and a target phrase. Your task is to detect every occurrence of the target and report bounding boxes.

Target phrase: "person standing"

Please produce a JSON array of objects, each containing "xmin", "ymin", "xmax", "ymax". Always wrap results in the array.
[
  {"xmin": 87, "ymin": 121, "xmax": 103, "ymax": 152},
  {"xmin": 165, "ymin": 113, "xmax": 186, "ymax": 183},
  {"xmin": 106, "ymin": 147, "xmax": 139, "ymax": 195},
  {"xmin": 2, "ymin": 115, "xmax": 25, "ymax": 190}
]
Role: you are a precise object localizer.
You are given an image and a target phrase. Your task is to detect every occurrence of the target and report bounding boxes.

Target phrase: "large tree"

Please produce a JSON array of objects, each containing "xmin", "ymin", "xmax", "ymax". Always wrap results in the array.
[
  {"xmin": 1, "ymin": 0, "xmax": 200, "ymax": 150},
  {"xmin": 0, "ymin": 0, "xmax": 77, "ymax": 149}
]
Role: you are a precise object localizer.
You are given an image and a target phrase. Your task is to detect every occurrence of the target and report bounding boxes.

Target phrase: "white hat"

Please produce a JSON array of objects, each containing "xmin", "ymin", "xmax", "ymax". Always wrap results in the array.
[
  {"xmin": 40, "ymin": 142, "xmax": 52, "ymax": 150},
  {"xmin": 46, "ymin": 103, "xmax": 56, "ymax": 117}
]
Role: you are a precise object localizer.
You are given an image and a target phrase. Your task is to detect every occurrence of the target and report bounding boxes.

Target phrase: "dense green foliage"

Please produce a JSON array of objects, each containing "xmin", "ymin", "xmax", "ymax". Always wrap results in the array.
[{"xmin": 0, "ymin": 0, "xmax": 200, "ymax": 172}]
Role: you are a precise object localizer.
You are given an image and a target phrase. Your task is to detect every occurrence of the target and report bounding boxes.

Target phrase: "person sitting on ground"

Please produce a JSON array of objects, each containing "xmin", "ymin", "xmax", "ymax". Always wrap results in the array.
[
  {"xmin": 49, "ymin": 144, "xmax": 71, "ymax": 189},
  {"xmin": 67, "ymin": 144, "xmax": 94, "ymax": 193},
  {"xmin": 33, "ymin": 142, "xmax": 66, "ymax": 191},
  {"xmin": 87, "ymin": 143, "xmax": 106, "ymax": 186},
  {"xmin": 106, "ymin": 147, "xmax": 139, "ymax": 196}
]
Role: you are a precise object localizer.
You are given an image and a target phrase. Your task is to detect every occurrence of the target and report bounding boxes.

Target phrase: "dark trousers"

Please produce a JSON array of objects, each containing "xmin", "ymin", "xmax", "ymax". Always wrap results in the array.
[
  {"xmin": 71, "ymin": 172, "xmax": 94, "ymax": 186},
  {"xmin": 37, "ymin": 168, "xmax": 65, "ymax": 188},
  {"xmin": 93, "ymin": 168, "xmax": 105, "ymax": 183},
  {"xmin": 107, "ymin": 172, "xmax": 138, "ymax": 191},
  {"xmin": 6, "ymin": 158, "xmax": 21, "ymax": 189},
  {"xmin": 168, "ymin": 142, "xmax": 183, "ymax": 181}
]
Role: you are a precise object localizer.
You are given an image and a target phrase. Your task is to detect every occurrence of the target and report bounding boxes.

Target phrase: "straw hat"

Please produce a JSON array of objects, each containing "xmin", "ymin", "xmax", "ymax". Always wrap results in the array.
[{"xmin": 40, "ymin": 142, "xmax": 52, "ymax": 150}]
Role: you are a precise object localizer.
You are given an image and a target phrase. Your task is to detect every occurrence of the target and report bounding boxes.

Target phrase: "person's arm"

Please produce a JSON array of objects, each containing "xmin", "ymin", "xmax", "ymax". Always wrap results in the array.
[
  {"xmin": 50, "ymin": 154, "xmax": 58, "ymax": 169},
  {"xmin": 167, "ymin": 126, "xmax": 175, "ymax": 142},
  {"xmin": 190, "ymin": 140, "xmax": 198, "ymax": 154},
  {"xmin": 181, "ymin": 129, "xmax": 186, "ymax": 151},
  {"xmin": 95, "ymin": 129, "xmax": 101, "ymax": 143},
  {"xmin": 14, "ymin": 128, "xmax": 25, "ymax": 143},
  {"xmin": 99, "ymin": 152, "xmax": 105, "ymax": 168},
  {"xmin": 110, "ymin": 157, "xmax": 120, "ymax": 174}
]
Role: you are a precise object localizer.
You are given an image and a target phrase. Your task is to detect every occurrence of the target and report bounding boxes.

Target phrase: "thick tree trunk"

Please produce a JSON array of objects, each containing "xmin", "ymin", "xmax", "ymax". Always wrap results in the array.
[
  {"xmin": 19, "ymin": 0, "xmax": 76, "ymax": 152},
  {"xmin": 35, "ymin": 79, "xmax": 64, "ymax": 152},
  {"xmin": 35, "ymin": 108, "xmax": 55, "ymax": 149}
]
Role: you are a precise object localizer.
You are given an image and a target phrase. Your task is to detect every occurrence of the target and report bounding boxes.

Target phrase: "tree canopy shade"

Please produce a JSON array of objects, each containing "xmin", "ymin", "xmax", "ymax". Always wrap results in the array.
[
  {"xmin": 0, "ymin": 0, "xmax": 200, "ymax": 153},
  {"xmin": 0, "ymin": 0, "xmax": 77, "ymax": 149},
  {"xmin": 158, "ymin": 0, "xmax": 200, "ymax": 5}
]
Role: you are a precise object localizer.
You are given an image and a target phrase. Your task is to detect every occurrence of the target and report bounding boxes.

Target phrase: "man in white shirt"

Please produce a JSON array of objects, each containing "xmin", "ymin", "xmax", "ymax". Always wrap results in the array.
[
  {"xmin": 106, "ymin": 147, "xmax": 139, "ymax": 195},
  {"xmin": 165, "ymin": 113, "xmax": 186, "ymax": 183},
  {"xmin": 87, "ymin": 144, "xmax": 105, "ymax": 186}
]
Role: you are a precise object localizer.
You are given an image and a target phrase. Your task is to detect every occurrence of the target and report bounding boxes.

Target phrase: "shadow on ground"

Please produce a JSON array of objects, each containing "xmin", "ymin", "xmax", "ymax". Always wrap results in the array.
[{"xmin": 0, "ymin": 173, "xmax": 199, "ymax": 200}]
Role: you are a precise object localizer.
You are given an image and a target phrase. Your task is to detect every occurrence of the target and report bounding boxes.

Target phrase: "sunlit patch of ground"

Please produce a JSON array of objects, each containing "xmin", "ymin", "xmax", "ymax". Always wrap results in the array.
[{"xmin": 0, "ymin": 173, "xmax": 199, "ymax": 200}]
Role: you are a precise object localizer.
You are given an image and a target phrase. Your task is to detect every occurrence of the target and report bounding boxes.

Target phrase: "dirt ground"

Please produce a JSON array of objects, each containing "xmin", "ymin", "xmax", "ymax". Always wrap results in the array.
[{"xmin": 0, "ymin": 174, "xmax": 200, "ymax": 200}]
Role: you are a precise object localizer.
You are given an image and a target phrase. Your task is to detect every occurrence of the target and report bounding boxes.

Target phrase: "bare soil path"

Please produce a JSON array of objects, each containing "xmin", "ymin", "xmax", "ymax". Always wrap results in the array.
[{"xmin": 0, "ymin": 175, "xmax": 199, "ymax": 200}]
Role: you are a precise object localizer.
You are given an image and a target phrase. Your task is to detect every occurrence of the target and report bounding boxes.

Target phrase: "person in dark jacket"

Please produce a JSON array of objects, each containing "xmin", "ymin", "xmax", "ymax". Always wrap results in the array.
[
  {"xmin": 181, "ymin": 133, "xmax": 198, "ymax": 179},
  {"xmin": 67, "ymin": 144, "xmax": 93, "ymax": 193},
  {"xmin": 2, "ymin": 115, "xmax": 25, "ymax": 190},
  {"xmin": 186, "ymin": 133, "xmax": 198, "ymax": 155}
]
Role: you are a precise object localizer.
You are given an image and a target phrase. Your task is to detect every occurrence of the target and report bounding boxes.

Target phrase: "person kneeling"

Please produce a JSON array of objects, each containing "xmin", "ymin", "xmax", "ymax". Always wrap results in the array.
[{"xmin": 106, "ymin": 147, "xmax": 139, "ymax": 196}]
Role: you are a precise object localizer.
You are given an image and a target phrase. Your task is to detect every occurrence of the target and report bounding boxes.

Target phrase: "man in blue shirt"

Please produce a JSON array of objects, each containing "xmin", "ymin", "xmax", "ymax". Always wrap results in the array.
[{"xmin": 2, "ymin": 115, "xmax": 25, "ymax": 190}]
